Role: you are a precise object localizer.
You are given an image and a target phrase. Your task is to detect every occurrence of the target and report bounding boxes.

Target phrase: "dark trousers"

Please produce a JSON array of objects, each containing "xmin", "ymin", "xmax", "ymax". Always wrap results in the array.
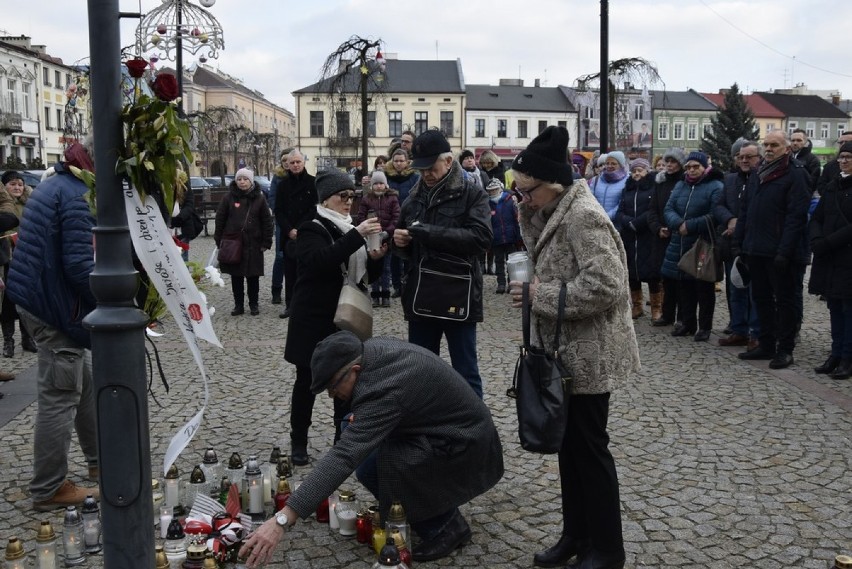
[
  {"xmin": 231, "ymin": 275, "xmax": 259, "ymax": 308},
  {"xmin": 390, "ymin": 256, "xmax": 408, "ymax": 291},
  {"xmin": 408, "ymin": 320, "xmax": 483, "ymax": 398},
  {"xmin": 492, "ymin": 243, "xmax": 513, "ymax": 287},
  {"xmin": 827, "ymin": 298, "xmax": 852, "ymax": 360},
  {"xmin": 677, "ymin": 278, "xmax": 715, "ymax": 331},
  {"xmin": 291, "ymin": 365, "xmax": 350, "ymax": 446},
  {"xmin": 271, "ymin": 224, "xmax": 284, "ymax": 294},
  {"xmin": 283, "ymin": 238, "xmax": 297, "ymax": 308},
  {"xmin": 749, "ymin": 256, "xmax": 802, "ymax": 354},
  {"xmin": 661, "ymin": 276, "xmax": 679, "ymax": 322},
  {"xmin": 629, "ymin": 279, "xmax": 661, "ymax": 293},
  {"xmin": 355, "ymin": 448, "xmax": 457, "ymax": 540},
  {"xmin": 559, "ymin": 393, "xmax": 624, "ymax": 556}
]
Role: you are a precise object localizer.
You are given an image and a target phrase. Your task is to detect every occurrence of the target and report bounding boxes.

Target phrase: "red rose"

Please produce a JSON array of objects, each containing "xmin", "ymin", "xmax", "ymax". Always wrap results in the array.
[
  {"xmin": 151, "ymin": 73, "xmax": 180, "ymax": 102},
  {"xmin": 125, "ymin": 58, "xmax": 148, "ymax": 79}
]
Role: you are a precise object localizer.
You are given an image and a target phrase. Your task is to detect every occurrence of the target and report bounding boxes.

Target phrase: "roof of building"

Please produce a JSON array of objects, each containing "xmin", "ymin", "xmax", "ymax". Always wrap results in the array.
[
  {"xmin": 650, "ymin": 89, "xmax": 717, "ymax": 111},
  {"xmin": 834, "ymin": 99, "xmax": 852, "ymax": 114},
  {"xmin": 466, "ymin": 84, "xmax": 575, "ymax": 112},
  {"xmin": 754, "ymin": 91, "xmax": 849, "ymax": 119},
  {"xmin": 293, "ymin": 59, "xmax": 465, "ymax": 95},
  {"xmin": 701, "ymin": 92, "xmax": 786, "ymax": 118}
]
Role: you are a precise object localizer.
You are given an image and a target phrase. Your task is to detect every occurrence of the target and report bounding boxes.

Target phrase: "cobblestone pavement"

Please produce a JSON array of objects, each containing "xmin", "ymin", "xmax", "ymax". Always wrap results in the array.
[{"xmin": 1, "ymin": 234, "xmax": 850, "ymax": 568}]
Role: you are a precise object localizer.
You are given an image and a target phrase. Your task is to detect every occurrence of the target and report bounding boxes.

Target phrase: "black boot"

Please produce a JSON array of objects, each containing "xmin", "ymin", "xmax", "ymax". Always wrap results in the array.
[
  {"xmin": 381, "ymin": 290, "xmax": 391, "ymax": 308},
  {"xmin": 371, "ymin": 291, "xmax": 380, "ymax": 308},
  {"xmin": 231, "ymin": 306, "xmax": 244, "ymax": 316},
  {"xmin": 830, "ymin": 359, "xmax": 852, "ymax": 380},
  {"xmin": 411, "ymin": 511, "xmax": 472, "ymax": 562},
  {"xmin": 534, "ymin": 534, "xmax": 589, "ymax": 567},
  {"xmin": 271, "ymin": 287, "xmax": 282, "ymax": 305},
  {"xmin": 2, "ymin": 337, "xmax": 13, "ymax": 358},
  {"xmin": 815, "ymin": 355, "xmax": 841, "ymax": 374}
]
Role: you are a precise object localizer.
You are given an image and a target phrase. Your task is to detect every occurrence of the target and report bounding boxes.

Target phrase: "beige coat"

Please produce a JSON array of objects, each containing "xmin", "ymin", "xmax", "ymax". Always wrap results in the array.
[{"xmin": 520, "ymin": 178, "xmax": 640, "ymax": 395}]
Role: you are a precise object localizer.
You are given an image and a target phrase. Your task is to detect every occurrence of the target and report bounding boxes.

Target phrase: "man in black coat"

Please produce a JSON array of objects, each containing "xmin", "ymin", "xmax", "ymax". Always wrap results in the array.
[
  {"xmin": 273, "ymin": 149, "xmax": 316, "ymax": 318},
  {"xmin": 735, "ymin": 131, "xmax": 810, "ymax": 369},
  {"xmin": 790, "ymin": 129, "xmax": 821, "ymax": 193},
  {"xmin": 240, "ymin": 331, "xmax": 504, "ymax": 567},
  {"xmin": 392, "ymin": 130, "xmax": 492, "ymax": 398},
  {"xmin": 715, "ymin": 141, "xmax": 762, "ymax": 347},
  {"xmin": 816, "ymin": 131, "xmax": 852, "ymax": 196}
]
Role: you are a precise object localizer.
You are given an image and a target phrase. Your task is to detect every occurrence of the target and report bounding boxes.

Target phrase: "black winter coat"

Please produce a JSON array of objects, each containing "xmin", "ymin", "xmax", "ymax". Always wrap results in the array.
[
  {"xmin": 735, "ymin": 156, "xmax": 810, "ymax": 264},
  {"xmin": 647, "ymin": 170, "xmax": 683, "ymax": 277},
  {"xmin": 273, "ymin": 171, "xmax": 317, "ymax": 237},
  {"xmin": 808, "ymin": 174, "xmax": 852, "ymax": 298},
  {"xmin": 284, "ymin": 215, "xmax": 383, "ymax": 368},
  {"xmin": 816, "ymin": 159, "xmax": 840, "ymax": 197},
  {"xmin": 792, "ymin": 143, "xmax": 821, "ymax": 193},
  {"xmin": 616, "ymin": 172, "xmax": 658, "ymax": 282},
  {"xmin": 214, "ymin": 184, "xmax": 274, "ymax": 277},
  {"xmin": 394, "ymin": 161, "xmax": 492, "ymax": 322},
  {"xmin": 714, "ymin": 169, "xmax": 753, "ymax": 262}
]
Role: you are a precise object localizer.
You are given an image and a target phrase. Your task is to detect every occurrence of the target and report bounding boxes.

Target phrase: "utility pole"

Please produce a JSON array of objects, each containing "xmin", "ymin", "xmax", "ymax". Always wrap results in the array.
[{"xmin": 600, "ymin": 0, "xmax": 609, "ymax": 152}]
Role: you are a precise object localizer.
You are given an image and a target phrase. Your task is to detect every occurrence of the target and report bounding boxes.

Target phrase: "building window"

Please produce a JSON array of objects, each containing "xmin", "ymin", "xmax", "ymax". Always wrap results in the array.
[
  {"xmin": 44, "ymin": 106, "xmax": 51, "ymax": 129},
  {"xmin": 54, "ymin": 70, "xmax": 62, "ymax": 87},
  {"xmin": 517, "ymin": 120, "xmax": 528, "ymax": 139},
  {"xmin": 66, "ymin": 73, "xmax": 71, "ymax": 88},
  {"xmin": 6, "ymin": 79, "xmax": 17, "ymax": 114},
  {"xmin": 335, "ymin": 111, "xmax": 350, "ymax": 138},
  {"xmin": 475, "ymin": 119, "xmax": 485, "ymax": 138},
  {"xmin": 584, "ymin": 107, "xmax": 594, "ymax": 119},
  {"xmin": 687, "ymin": 123, "xmax": 698, "ymax": 141},
  {"xmin": 805, "ymin": 121, "xmax": 815, "ymax": 138},
  {"xmin": 839, "ymin": 124, "xmax": 848, "ymax": 140},
  {"xmin": 22, "ymin": 82, "xmax": 30, "ymax": 119},
  {"xmin": 56, "ymin": 108, "xmax": 63, "ymax": 130},
  {"xmin": 821, "ymin": 122, "xmax": 830, "ymax": 140},
  {"xmin": 558, "ymin": 120, "xmax": 567, "ymax": 129},
  {"xmin": 537, "ymin": 120, "xmax": 547, "ymax": 134},
  {"xmin": 309, "ymin": 111, "xmax": 324, "ymax": 137},
  {"xmin": 703, "ymin": 123, "xmax": 713, "ymax": 138},
  {"xmin": 673, "ymin": 123, "xmax": 684, "ymax": 140},
  {"xmin": 440, "ymin": 111, "xmax": 453, "ymax": 137},
  {"xmin": 414, "ymin": 111, "xmax": 428, "ymax": 135},
  {"xmin": 787, "ymin": 121, "xmax": 798, "ymax": 134},
  {"xmin": 766, "ymin": 123, "xmax": 774, "ymax": 133},
  {"xmin": 42, "ymin": 67, "xmax": 50, "ymax": 86},
  {"xmin": 388, "ymin": 111, "xmax": 402, "ymax": 137},
  {"xmin": 658, "ymin": 122, "xmax": 669, "ymax": 140},
  {"xmin": 497, "ymin": 119, "xmax": 507, "ymax": 138},
  {"xmin": 367, "ymin": 111, "xmax": 376, "ymax": 137},
  {"xmin": 634, "ymin": 102, "xmax": 644, "ymax": 120}
]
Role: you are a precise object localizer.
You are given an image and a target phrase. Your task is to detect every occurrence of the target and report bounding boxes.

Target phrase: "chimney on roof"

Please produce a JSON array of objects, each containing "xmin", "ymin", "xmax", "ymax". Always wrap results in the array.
[
  {"xmin": 498, "ymin": 78, "xmax": 523, "ymax": 87},
  {"xmin": 534, "ymin": 78, "xmax": 540, "ymax": 88},
  {"xmin": 832, "ymin": 94, "xmax": 841, "ymax": 105}
]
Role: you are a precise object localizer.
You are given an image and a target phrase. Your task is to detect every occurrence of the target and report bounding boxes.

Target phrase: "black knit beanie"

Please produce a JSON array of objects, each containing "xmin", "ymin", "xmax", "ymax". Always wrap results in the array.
[{"xmin": 511, "ymin": 126, "xmax": 573, "ymax": 185}]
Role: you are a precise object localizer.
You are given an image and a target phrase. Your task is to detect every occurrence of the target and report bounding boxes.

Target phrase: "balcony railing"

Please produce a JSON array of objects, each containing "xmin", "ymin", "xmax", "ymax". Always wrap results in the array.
[
  {"xmin": 0, "ymin": 112, "xmax": 23, "ymax": 133},
  {"xmin": 326, "ymin": 135, "xmax": 361, "ymax": 149}
]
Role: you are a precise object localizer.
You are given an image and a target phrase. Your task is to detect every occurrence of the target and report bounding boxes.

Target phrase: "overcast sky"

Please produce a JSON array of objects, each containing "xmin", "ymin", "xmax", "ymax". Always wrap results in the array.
[{"xmin": 4, "ymin": 0, "xmax": 851, "ymax": 112}]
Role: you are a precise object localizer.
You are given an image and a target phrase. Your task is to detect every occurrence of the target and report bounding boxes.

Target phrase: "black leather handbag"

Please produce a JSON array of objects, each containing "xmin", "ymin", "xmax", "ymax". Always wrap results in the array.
[{"xmin": 507, "ymin": 282, "xmax": 571, "ymax": 454}]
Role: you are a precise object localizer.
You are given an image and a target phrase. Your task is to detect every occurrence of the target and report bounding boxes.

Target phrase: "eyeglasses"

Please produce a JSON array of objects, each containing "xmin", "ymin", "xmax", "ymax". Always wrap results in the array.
[
  {"xmin": 838, "ymin": 155, "xmax": 852, "ymax": 162},
  {"xmin": 335, "ymin": 191, "xmax": 356, "ymax": 202},
  {"xmin": 513, "ymin": 182, "xmax": 543, "ymax": 199},
  {"xmin": 327, "ymin": 365, "xmax": 354, "ymax": 396}
]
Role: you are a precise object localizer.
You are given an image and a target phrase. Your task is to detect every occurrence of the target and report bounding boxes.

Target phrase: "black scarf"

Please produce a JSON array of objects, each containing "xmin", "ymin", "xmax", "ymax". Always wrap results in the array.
[{"xmin": 758, "ymin": 153, "xmax": 790, "ymax": 185}]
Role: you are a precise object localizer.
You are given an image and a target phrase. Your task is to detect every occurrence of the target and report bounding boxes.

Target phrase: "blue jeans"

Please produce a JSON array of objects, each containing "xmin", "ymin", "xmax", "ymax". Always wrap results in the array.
[
  {"xmin": 271, "ymin": 224, "xmax": 284, "ymax": 293},
  {"xmin": 408, "ymin": 320, "xmax": 482, "ymax": 398},
  {"xmin": 355, "ymin": 448, "xmax": 457, "ymax": 540},
  {"xmin": 371, "ymin": 255, "xmax": 392, "ymax": 293},
  {"xmin": 827, "ymin": 298, "xmax": 852, "ymax": 359},
  {"xmin": 724, "ymin": 260, "xmax": 759, "ymax": 337}
]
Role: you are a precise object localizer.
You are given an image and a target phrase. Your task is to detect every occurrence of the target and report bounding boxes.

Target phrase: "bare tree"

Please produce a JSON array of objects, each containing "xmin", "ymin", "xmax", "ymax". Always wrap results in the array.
[
  {"xmin": 188, "ymin": 105, "xmax": 244, "ymax": 182},
  {"xmin": 317, "ymin": 36, "xmax": 386, "ymax": 176},
  {"xmin": 577, "ymin": 57, "xmax": 664, "ymax": 151}
]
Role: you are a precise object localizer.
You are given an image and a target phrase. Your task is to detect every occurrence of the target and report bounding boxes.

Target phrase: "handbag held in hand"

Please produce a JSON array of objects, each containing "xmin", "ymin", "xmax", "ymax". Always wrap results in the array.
[
  {"xmin": 677, "ymin": 216, "xmax": 719, "ymax": 282},
  {"xmin": 333, "ymin": 268, "xmax": 373, "ymax": 341},
  {"xmin": 507, "ymin": 282, "xmax": 570, "ymax": 454}
]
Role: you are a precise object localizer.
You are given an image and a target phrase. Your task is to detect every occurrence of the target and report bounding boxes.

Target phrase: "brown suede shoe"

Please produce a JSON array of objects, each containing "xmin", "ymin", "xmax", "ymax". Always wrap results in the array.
[
  {"xmin": 33, "ymin": 480, "xmax": 99, "ymax": 512},
  {"xmin": 88, "ymin": 466, "xmax": 99, "ymax": 482},
  {"xmin": 746, "ymin": 338, "xmax": 759, "ymax": 352},
  {"xmin": 718, "ymin": 334, "xmax": 748, "ymax": 347},
  {"xmin": 0, "ymin": 371, "xmax": 14, "ymax": 382}
]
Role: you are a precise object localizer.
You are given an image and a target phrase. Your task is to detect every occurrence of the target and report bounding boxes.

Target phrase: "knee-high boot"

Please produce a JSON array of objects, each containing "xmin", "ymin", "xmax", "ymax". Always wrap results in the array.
[
  {"xmin": 2, "ymin": 319, "xmax": 14, "ymax": 358},
  {"xmin": 649, "ymin": 291, "xmax": 664, "ymax": 322},
  {"xmin": 630, "ymin": 290, "xmax": 644, "ymax": 319}
]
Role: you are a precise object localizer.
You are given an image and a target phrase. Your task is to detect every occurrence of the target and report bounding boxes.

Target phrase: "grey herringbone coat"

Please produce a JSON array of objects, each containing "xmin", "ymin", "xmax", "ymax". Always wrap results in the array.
[
  {"xmin": 286, "ymin": 337, "xmax": 504, "ymax": 522},
  {"xmin": 519, "ymin": 179, "xmax": 641, "ymax": 394}
]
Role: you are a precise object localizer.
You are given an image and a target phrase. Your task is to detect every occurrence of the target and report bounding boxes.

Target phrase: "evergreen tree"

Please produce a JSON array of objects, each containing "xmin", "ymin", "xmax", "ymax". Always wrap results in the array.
[{"xmin": 700, "ymin": 83, "xmax": 760, "ymax": 173}]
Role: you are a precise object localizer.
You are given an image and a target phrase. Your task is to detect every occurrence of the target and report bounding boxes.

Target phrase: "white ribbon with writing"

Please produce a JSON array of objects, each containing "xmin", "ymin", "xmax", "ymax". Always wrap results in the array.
[{"xmin": 123, "ymin": 188, "xmax": 222, "ymax": 475}]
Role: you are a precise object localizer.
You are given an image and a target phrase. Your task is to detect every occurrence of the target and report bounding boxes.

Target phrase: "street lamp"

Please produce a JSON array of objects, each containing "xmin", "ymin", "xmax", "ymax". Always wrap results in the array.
[{"xmin": 136, "ymin": 0, "xmax": 225, "ymax": 110}]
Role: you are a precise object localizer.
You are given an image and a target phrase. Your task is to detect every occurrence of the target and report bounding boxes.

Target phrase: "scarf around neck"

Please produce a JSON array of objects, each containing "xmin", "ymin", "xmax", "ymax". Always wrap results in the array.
[
  {"xmin": 601, "ymin": 168, "xmax": 627, "ymax": 184},
  {"xmin": 758, "ymin": 153, "xmax": 790, "ymax": 184},
  {"xmin": 315, "ymin": 205, "xmax": 368, "ymax": 285}
]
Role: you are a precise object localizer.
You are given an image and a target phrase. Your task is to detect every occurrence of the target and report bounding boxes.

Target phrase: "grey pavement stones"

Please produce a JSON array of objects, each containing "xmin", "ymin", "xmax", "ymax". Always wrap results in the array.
[{"xmin": 0, "ymin": 235, "xmax": 850, "ymax": 568}]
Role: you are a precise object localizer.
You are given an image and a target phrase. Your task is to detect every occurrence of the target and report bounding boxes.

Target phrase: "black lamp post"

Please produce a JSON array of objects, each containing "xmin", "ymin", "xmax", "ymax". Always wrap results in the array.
[{"xmin": 86, "ymin": 0, "xmax": 154, "ymax": 566}]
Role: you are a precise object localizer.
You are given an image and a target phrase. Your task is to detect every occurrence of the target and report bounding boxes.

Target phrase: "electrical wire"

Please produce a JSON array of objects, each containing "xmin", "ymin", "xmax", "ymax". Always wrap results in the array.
[{"xmin": 697, "ymin": 0, "xmax": 852, "ymax": 79}]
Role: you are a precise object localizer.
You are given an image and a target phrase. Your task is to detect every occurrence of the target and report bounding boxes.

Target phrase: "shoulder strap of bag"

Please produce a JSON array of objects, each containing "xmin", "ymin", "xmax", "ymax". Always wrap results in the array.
[
  {"xmin": 522, "ymin": 282, "xmax": 567, "ymax": 353},
  {"xmin": 312, "ymin": 218, "xmax": 349, "ymax": 280}
]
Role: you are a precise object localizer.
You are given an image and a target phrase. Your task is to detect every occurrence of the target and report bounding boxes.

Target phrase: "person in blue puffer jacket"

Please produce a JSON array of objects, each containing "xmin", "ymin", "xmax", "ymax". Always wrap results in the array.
[
  {"xmin": 485, "ymin": 178, "xmax": 520, "ymax": 294},
  {"xmin": 661, "ymin": 151, "xmax": 725, "ymax": 341},
  {"xmin": 590, "ymin": 151, "xmax": 628, "ymax": 227}
]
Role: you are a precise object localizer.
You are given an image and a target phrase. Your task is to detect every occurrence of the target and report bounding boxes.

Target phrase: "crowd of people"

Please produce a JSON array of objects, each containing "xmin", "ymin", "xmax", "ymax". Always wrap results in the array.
[{"xmin": 3, "ymin": 122, "xmax": 850, "ymax": 569}]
